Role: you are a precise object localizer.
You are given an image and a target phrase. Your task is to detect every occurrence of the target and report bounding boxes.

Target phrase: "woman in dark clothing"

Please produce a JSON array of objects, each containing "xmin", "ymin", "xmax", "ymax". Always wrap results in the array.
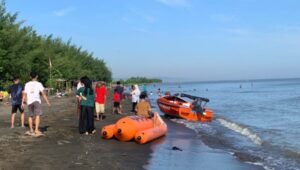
[{"xmin": 76, "ymin": 76, "xmax": 96, "ymax": 135}]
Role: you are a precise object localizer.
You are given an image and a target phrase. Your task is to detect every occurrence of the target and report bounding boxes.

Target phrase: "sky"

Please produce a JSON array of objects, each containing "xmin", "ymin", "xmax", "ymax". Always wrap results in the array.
[{"xmin": 5, "ymin": 0, "xmax": 300, "ymax": 82}]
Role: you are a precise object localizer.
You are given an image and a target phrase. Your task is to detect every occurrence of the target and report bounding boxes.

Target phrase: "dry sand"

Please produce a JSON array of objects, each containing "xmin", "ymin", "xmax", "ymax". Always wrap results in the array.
[{"xmin": 0, "ymin": 91, "xmax": 150, "ymax": 170}]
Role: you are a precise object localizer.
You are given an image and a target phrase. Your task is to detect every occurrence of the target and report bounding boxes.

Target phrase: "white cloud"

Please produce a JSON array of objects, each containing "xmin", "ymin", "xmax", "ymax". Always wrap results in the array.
[
  {"xmin": 53, "ymin": 7, "xmax": 76, "ymax": 17},
  {"xmin": 156, "ymin": 0, "xmax": 189, "ymax": 7}
]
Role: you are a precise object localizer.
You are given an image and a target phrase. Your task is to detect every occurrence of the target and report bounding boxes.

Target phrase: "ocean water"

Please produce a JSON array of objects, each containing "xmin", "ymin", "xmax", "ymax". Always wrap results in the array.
[{"xmin": 147, "ymin": 79, "xmax": 300, "ymax": 170}]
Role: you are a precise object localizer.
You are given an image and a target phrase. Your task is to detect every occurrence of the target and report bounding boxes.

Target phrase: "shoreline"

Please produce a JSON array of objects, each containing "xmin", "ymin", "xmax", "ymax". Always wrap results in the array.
[{"xmin": 145, "ymin": 119, "xmax": 264, "ymax": 170}]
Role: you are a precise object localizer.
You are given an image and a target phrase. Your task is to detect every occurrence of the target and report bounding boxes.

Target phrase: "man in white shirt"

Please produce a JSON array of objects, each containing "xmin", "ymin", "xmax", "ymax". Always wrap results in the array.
[{"xmin": 22, "ymin": 72, "xmax": 50, "ymax": 136}]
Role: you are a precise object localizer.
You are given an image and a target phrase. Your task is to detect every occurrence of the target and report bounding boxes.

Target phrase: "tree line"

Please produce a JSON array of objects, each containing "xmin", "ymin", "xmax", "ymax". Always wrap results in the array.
[
  {"xmin": 118, "ymin": 77, "xmax": 162, "ymax": 85},
  {"xmin": 0, "ymin": 1, "xmax": 112, "ymax": 90}
]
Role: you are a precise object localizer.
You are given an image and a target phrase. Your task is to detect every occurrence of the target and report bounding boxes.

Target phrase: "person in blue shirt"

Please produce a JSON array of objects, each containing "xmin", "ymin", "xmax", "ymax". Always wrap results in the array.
[{"xmin": 8, "ymin": 77, "xmax": 24, "ymax": 128}]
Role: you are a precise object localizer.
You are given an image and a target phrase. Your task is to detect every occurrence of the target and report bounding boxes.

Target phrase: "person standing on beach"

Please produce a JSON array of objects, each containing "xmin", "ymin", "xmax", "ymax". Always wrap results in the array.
[
  {"xmin": 8, "ymin": 77, "xmax": 25, "ymax": 128},
  {"xmin": 95, "ymin": 81, "xmax": 106, "ymax": 121},
  {"xmin": 113, "ymin": 88, "xmax": 121, "ymax": 114},
  {"xmin": 76, "ymin": 76, "xmax": 96, "ymax": 135},
  {"xmin": 130, "ymin": 84, "xmax": 140, "ymax": 113},
  {"xmin": 114, "ymin": 81, "xmax": 124, "ymax": 113},
  {"xmin": 76, "ymin": 80, "xmax": 84, "ymax": 116},
  {"xmin": 22, "ymin": 72, "xmax": 50, "ymax": 136}
]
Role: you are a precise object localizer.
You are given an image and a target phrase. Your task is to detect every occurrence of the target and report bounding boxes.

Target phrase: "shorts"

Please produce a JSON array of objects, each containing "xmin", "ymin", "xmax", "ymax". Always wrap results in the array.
[
  {"xmin": 27, "ymin": 101, "xmax": 43, "ymax": 117},
  {"xmin": 11, "ymin": 104, "xmax": 24, "ymax": 114},
  {"xmin": 95, "ymin": 103, "xmax": 105, "ymax": 113},
  {"xmin": 114, "ymin": 102, "xmax": 120, "ymax": 108}
]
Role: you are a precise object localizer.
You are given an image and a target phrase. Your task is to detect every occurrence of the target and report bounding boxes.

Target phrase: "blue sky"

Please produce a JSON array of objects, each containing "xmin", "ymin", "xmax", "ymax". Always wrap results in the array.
[{"xmin": 6, "ymin": 0, "xmax": 300, "ymax": 81}]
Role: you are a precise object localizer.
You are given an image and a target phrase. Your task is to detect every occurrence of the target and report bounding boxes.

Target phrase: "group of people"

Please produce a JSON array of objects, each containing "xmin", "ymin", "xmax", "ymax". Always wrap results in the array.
[
  {"xmin": 129, "ymin": 84, "xmax": 152, "ymax": 118},
  {"xmin": 76, "ymin": 79, "xmax": 152, "ymax": 135},
  {"xmin": 7, "ymin": 72, "xmax": 50, "ymax": 137},
  {"xmin": 6, "ymin": 73, "xmax": 152, "ymax": 136}
]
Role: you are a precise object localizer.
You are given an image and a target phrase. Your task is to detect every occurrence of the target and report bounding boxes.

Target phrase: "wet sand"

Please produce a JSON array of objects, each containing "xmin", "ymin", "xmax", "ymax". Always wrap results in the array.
[
  {"xmin": 145, "ymin": 120, "xmax": 264, "ymax": 170},
  {"xmin": 0, "ymin": 92, "xmax": 150, "ymax": 170}
]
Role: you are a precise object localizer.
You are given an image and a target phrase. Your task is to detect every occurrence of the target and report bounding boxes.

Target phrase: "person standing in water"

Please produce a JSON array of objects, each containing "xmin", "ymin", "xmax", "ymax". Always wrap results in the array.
[
  {"xmin": 8, "ymin": 77, "xmax": 25, "ymax": 128},
  {"xmin": 95, "ymin": 81, "xmax": 106, "ymax": 121},
  {"xmin": 76, "ymin": 76, "xmax": 96, "ymax": 135},
  {"xmin": 22, "ymin": 72, "xmax": 50, "ymax": 136}
]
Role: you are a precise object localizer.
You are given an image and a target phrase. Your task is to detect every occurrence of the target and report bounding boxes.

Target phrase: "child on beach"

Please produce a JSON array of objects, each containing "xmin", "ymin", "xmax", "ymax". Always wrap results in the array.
[
  {"xmin": 135, "ymin": 92, "xmax": 151, "ymax": 118},
  {"xmin": 76, "ymin": 76, "xmax": 96, "ymax": 135},
  {"xmin": 95, "ymin": 82, "xmax": 106, "ymax": 121},
  {"xmin": 22, "ymin": 72, "xmax": 51, "ymax": 136},
  {"xmin": 113, "ymin": 89, "xmax": 121, "ymax": 114},
  {"xmin": 8, "ymin": 77, "xmax": 25, "ymax": 128}
]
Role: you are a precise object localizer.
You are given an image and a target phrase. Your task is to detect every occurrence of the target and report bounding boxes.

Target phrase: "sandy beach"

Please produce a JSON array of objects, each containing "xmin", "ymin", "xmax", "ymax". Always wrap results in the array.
[{"xmin": 0, "ymin": 91, "xmax": 150, "ymax": 170}]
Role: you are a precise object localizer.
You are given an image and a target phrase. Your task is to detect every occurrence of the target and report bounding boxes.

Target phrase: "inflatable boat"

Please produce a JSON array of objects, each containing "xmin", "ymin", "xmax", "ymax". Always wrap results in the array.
[
  {"xmin": 101, "ymin": 112, "xmax": 167, "ymax": 144},
  {"xmin": 157, "ymin": 93, "xmax": 213, "ymax": 122}
]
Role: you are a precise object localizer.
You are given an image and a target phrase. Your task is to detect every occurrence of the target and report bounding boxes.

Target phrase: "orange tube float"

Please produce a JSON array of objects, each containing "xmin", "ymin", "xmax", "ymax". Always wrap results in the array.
[
  {"xmin": 135, "ymin": 125, "xmax": 167, "ymax": 144},
  {"xmin": 135, "ymin": 112, "xmax": 168, "ymax": 144},
  {"xmin": 101, "ymin": 124, "xmax": 116, "ymax": 139},
  {"xmin": 114, "ymin": 116, "xmax": 154, "ymax": 141}
]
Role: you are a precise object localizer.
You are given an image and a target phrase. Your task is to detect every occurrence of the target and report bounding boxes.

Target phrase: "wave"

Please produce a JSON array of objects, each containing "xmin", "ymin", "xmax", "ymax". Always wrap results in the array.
[
  {"xmin": 217, "ymin": 118, "xmax": 263, "ymax": 145},
  {"xmin": 245, "ymin": 162, "xmax": 273, "ymax": 170}
]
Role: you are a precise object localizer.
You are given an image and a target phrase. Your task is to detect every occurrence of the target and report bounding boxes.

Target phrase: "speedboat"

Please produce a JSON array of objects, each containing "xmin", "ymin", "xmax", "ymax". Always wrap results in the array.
[{"xmin": 157, "ymin": 93, "xmax": 213, "ymax": 122}]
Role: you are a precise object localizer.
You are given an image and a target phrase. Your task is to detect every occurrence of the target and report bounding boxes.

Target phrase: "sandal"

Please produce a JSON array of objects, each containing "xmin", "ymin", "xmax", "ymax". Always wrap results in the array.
[{"xmin": 91, "ymin": 129, "xmax": 96, "ymax": 134}]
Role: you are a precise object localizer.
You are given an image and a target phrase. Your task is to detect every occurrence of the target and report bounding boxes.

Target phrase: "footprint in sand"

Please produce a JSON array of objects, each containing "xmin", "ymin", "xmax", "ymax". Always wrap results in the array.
[{"xmin": 57, "ymin": 140, "xmax": 71, "ymax": 145}]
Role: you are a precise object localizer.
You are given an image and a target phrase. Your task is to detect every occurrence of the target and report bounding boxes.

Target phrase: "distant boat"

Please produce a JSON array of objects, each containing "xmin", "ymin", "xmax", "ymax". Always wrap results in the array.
[{"xmin": 157, "ymin": 93, "xmax": 213, "ymax": 122}]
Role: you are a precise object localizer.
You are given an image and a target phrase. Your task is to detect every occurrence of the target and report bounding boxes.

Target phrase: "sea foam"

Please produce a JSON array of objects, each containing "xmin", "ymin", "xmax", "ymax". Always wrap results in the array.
[{"xmin": 217, "ymin": 118, "xmax": 263, "ymax": 145}]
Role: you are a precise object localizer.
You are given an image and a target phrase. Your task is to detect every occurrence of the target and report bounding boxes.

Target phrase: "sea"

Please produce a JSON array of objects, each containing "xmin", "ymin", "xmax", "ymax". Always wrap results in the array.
[{"xmin": 145, "ymin": 78, "xmax": 300, "ymax": 170}]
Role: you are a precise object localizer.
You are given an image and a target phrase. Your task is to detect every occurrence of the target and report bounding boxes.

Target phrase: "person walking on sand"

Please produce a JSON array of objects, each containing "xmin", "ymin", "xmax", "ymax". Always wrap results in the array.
[
  {"xmin": 130, "ymin": 84, "xmax": 140, "ymax": 113},
  {"xmin": 22, "ymin": 72, "xmax": 50, "ymax": 136},
  {"xmin": 135, "ymin": 92, "xmax": 151, "ymax": 118},
  {"xmin": 95, "ymin": 81, "xmax": 106, "ymax": 121},
  {"xmin": 8, "ymin": 77, "xmax": 25, "ymax": 128},
  {"xmin": 76, "ymin": 76, "xmax": 96, "ymax": 135}
]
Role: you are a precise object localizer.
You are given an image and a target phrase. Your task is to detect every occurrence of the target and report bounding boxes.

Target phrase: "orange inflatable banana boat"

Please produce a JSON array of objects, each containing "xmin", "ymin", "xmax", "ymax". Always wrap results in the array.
[
  {"xmin": 101, "ymin": 124, "xmax": 116, "ymax": 139},
  {"xmin": 135, "ymin": 113, "xmax": 167, "ymax": 144},
  {"xmin": 114, "ymin": 116, "xmax": 154, "ymax": 141},
  {"xmin": 101, "ymin": 112, "xmax": 168, "ymax": 144}
]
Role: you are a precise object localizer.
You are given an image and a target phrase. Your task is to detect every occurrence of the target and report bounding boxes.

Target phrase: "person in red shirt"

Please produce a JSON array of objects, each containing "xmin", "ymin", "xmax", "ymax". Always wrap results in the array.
[
  {"xmin": 95, "ymin": 82, "xmax": 107, "ymax": 121},
  {"xmin": 113, "ymin": 89, "xmax": 121, "ymax": 114}
]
